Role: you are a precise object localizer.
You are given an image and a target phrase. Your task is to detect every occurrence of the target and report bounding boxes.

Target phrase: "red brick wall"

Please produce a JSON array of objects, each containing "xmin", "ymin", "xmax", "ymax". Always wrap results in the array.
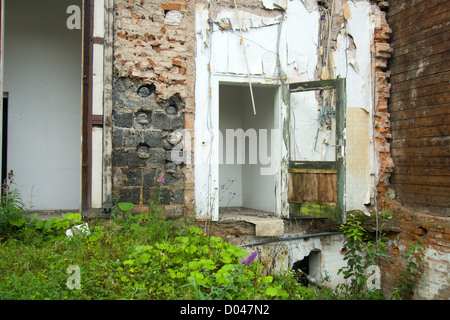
[
  {"xmin": 374, "ymin": 0, "xmax": 450, "ymax": 299},
  {"xmin": 379, "ymin": 200, "xmax": 450, "ymax": 299},
  {"xmin": 372, "ymin": 2, "xmax": 395, "ymax": 200}
]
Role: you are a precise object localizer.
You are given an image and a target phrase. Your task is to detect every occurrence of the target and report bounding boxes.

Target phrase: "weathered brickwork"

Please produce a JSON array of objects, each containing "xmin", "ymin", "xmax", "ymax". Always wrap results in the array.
[
  {"xmin": 379, "ymin": 200, "xmax": 450, "ymax": 299},
  {"xmin": 112, "ymin": 0, "xmax": 195, "ymax": 216},
  {"xmin": 371, "ymin": 1, "xmax": 395, "ymax": 201},
  {"xmin": 375, "ymin": 0, "xmax": 450, "ymax": 299}
]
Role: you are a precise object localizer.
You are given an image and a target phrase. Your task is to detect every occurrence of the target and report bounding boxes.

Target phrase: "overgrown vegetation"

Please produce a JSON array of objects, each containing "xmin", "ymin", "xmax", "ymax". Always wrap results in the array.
[{"xmin": 0, "ymin": 178, "xmax": 424, "ymax": 300}]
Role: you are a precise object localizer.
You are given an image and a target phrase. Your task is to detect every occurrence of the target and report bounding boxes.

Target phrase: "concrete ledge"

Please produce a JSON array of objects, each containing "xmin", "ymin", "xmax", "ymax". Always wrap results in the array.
[{"xmin": 220, "ymin": 212, "xmax": 285, "ymax": 237}]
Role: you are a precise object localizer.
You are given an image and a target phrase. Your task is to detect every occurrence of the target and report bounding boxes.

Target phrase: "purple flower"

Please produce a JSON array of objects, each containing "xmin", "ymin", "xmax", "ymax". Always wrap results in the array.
[
  {"xmin": 157, "ymin": 176, "xmax": 165, "ymax": 184},
  {"xmin": 241, "ymin": 251, "xmax": 258, "ymax": 266}
]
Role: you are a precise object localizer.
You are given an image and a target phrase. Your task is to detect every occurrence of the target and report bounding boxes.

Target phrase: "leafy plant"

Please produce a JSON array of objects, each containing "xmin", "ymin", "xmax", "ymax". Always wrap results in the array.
[
  {"xmin": 391, "ymin": 241, "xmax": 424, "ymax": 300},
  {"xmin": 113, "ymin": 226, "xmax": 303, "ymax": 300},
  {"xmin": 31, "ymin": 213, "xmax": 84, "ymax": 240},
  {"xmin": 0, "ymin": 173, "xmax": 27, "ymax": 238},
  {"xmin": 334, "ymin": 214, "xmax": 386, "ymax": 299}
]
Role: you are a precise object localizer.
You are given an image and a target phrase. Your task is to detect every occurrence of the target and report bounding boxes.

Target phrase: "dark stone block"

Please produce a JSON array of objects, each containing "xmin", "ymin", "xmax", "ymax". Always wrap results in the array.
[
  {"xmin": 165, "ymin": 172, "xmax": 183, "ymax": 188},
  {"xmin": 172, "ymin": 115, "xmax": 185, "ymax": 130},
  {"xmin": 173, "ymin": 189, "xmax": 184, "ymax": 205},
  {"xmin": 118, "ymin": 187, "xmax": 140, "ymax": 205},
  {"xmin": 122, "ymin": 168, "xmax": 142, "ymax": 186},
  {"xmin": 128, "ymin": 150, "xmax": 147, "ymax": 167},
  {"xmin": 113, "ymin": 128, "xmax": 124, "ymax": 148},
  {"xmin": 114, "ymin": 111, "xmax": 134, "ymax": 128},
  {"xmin": 123, "ymin": 130, "xmax": 143, "ymax": 148},
  {"xmin": 153, "ymin": 112, "xmax": 172, "ymax": 130},
  {"xmin": 112, "ymin": 149, "xmax": 128, "ymax": 167},
  {"xmin": 144, "ymin": 187, "xmax": 171, "ymax": 205},
  {"xmin": 159, "ymin": 188, "xmax": 172, "ymax": 205},
  {"xmin": 165, "ymin": 162, "xmax": 177, "ymax": 174},
  {"xmin": 144, "ymin": 130, "xmax": 163, "ymax": 148},
  {"xmin": 148, "ymin": 148, "xmax": 167, "ymax": 167},
  {"xmin": 143, "ymin": 168, "xmax": 158, "ymax": 188}
]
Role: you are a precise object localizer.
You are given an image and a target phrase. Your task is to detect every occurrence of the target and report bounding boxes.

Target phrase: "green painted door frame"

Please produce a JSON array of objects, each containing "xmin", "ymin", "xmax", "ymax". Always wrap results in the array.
[{"xmin": 288, "ymin": 78, "xmax": 346, "ymax": 223}]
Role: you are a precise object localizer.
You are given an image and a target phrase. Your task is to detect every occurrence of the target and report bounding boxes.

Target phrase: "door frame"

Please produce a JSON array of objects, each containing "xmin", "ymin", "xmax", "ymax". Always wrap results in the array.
[
  {"xmin": 81, "ymin": 0, "xmax": 113, "ymax": 217},
  {"xmin": 0, "ymin": 0, "xmax": 4, "ymax": 186},
  {"xmin": 0, "ymin": 0, "xmax": 111, "ymax": 214},
  {"xmin": 288, "ymin": 78, "xmax": 346, "ymax": 223},
  {"xmin": 194, "ymin": 73, "xmax": 283, "ymax": 221}
]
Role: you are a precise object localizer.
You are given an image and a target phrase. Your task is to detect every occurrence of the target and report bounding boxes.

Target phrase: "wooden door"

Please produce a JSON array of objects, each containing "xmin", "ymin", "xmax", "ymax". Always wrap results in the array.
[{"xmin": 288, "ymin": 79, "xmax": 346, "ymax": 223}]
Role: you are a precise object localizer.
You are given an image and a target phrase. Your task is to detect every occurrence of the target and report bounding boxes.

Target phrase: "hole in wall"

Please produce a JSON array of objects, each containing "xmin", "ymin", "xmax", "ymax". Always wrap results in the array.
[
  {"xmin": 136, "ymin": 143, "xmax": 150, "ymax": 159},
  {"xmin": 135, "ymin": 111, "xmax": 151, "ymax": 125},
  {"xmin": 292, "ymin": 249, "xmax": 321, "ymax": 286},
  {"xmin": 137, "ymin": 84, "xmax": 156, "ymax": 98},
  {"xmin": 418, "ymin": 226, "xmax": 427, "ymax": 237},
  {"xmin": 165, "ymin": 105, "xmax": 178, "ymax": 115}
]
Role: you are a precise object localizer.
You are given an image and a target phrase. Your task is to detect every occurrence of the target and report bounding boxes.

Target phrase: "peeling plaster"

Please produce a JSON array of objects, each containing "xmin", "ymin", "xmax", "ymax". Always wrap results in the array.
[
  {"xmin": 215, "ymin": 9, "xmax": 283, "ymax": 31},
  {"xmin": 195, "ymin": 0, "xmax": 377, "ymax": 219},
  {"xmin": 261, "ymin": 0, "xmax": 287, "ymax": 10},
  {"xmin": 300, "ymin": 0, "xmax": 318, "ymax": 12},
  {"xmin": 333, "ymin": 1, "xmax": 375, "ymax": 213}
]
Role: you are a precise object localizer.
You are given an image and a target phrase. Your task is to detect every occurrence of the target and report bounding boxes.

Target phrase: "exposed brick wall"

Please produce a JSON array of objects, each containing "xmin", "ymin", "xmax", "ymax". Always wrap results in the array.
[
  {"xmin": 371, "ymin": 1, "xmax": 395, "ymax": 202},
  {"xmin": 387, "ymin": 0, "xmax": 450, "ymax": 217},
  {"xmin": 112, "ymin": 0, "xmax": 195, "ymax": 217},
  {"xmin": 375, "ymin": 0, "xmax": 450, "ymax": 299},
  {"xmin": 379, "ymin": 200, "xmax": 450, "ymax": 299}
]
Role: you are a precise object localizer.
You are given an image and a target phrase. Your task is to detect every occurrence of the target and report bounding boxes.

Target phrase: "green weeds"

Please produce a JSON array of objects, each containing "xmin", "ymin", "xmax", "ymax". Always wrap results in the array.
[{"xmin": 0, "ymin": 178, "xmax": 425, "ymax": 300}]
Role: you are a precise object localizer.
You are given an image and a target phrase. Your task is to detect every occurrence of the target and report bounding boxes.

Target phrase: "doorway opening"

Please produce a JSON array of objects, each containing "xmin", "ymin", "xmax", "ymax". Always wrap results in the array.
[
  {"xmin": 3, "ymin": 0, "xmax": 83, "ymax": 211},
  {"xmin": 218, "ymin": 83, "xmax": 279, "ymax": 218}
]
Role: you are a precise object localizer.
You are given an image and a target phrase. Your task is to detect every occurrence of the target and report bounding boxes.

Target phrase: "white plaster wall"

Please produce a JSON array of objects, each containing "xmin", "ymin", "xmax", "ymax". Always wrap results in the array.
[
  {"xmin": 219, "ymin": 85, "xmax": 243, "ymax": 208},
  {"xmin": 241, "ymin": 86, "xmax": 277, "ymax": 213},
  {"xmin": 219, "ymin": 84, "xmax": 277, "ymax": 213},
  {"xmin": 4, "ymin": 0, "xmax": 82, "ymax": 210},
  {"xmin": 414, "ymin": 247, "xmax": 450, "ymax": 300},
  {"xmin": 195, "ymin": 1, "xmax": 315, "ymax": 219},
  {"xmin": 195, "ymin": 0, "xmax": 376, "ymax": 218},
  {"xmin": 254, "ymin": 233, "xmax": 347, "ymax": 287},
  {"xmin": 334, "ymin": 1, "xmax": 375, "ymax": 213},
  {"xmin": 286, "ymin": 234, "xmax": 347, "ymax": 287}
]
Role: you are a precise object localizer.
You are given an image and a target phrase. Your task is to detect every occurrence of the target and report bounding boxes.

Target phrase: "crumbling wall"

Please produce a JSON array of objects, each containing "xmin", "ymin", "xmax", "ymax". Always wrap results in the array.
[
  {"xmin": 112, "ymin": 0, "xmax": 196, "ymax": 216},
  {"xmin": 195, "ymin": 0, "xmax": 385, "ymax": 219},
  {"xmin": 377, "ymin": 0, "xmax": 450, "ymax": 300},
  {"xmin": 372, "ymin": 0, "xmax": 395, "ymax": 204},
  {"xmin": 111, "ymin": 0, "xmax": 394, "ymax": 221},
  {"xmin": 379, "ymin": 201, "xmax": 450, "ymax": 299}
]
